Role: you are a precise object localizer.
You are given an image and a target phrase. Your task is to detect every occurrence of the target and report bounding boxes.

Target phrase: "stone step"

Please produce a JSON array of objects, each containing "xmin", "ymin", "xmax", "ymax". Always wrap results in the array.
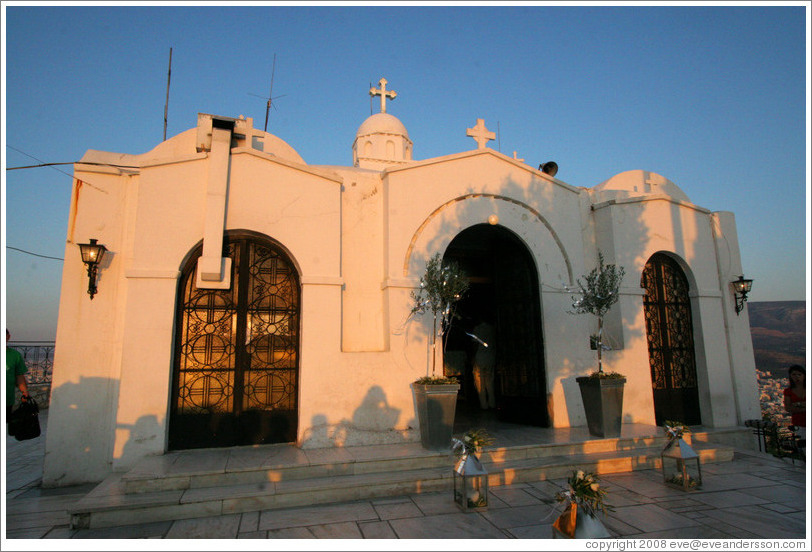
[
  {"xmin": 119, "ymin": 442, "xmax": 451, "ymax": 494},
  {"xmin": 69, "ymin": 441, "xmax": 733, "ymax": 530},
  {"xmin": 119, "ymin": 431, "xmax": 691, "ymax": 495}
]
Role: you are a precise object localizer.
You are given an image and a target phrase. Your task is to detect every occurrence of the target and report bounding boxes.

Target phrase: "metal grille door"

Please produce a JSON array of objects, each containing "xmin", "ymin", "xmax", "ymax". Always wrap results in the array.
[
  {"xmin": 169, "ymin": 236, "xmax": 300, "ymax": 449},
  {"xmin": 642, "ymin": 253, "xmax": 701, "ymax": 425}
]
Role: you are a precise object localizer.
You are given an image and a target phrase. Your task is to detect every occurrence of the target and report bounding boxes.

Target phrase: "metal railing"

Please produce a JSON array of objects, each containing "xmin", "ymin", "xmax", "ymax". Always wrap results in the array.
[
  {"xmin": 745, "ymin": 419, "xmax": 776, "ymax": 452},
  {"xmin": 7, "ymin": 341, "xmax": 55, "ymax": 384},
  {"xmin": 745, "ymin": 418, "xmax": 805, "ymax": 462}
]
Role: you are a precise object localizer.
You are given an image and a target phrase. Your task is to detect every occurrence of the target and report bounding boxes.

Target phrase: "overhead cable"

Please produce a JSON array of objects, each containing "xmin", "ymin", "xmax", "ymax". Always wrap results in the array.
[{"xmin": 6, "ymin": 246, "xmax": 64, "ymax": 262}]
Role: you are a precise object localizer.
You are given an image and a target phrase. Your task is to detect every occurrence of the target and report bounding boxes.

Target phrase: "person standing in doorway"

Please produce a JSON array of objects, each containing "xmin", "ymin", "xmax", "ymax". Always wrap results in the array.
[
  {"xmin": 6, "ymin": 329, "xmax": 30, "ymax": 426},
  {"xmin": 472, "ymin": 319, "xmax": 496, "ymax": 410}
]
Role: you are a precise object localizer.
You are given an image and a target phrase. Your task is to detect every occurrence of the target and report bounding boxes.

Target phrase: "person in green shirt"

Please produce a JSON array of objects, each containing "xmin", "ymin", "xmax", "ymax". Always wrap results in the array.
[{"xmin": 6, "ymin": 329, "xmax": 30, "ymax": 421}]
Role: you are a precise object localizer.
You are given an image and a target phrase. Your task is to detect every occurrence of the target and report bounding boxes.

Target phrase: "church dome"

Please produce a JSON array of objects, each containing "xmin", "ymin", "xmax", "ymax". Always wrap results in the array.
[
  {"xmin": 353, "ymin": 112, "xmax": 413, "ymax": 170},
  {"xmin": 592, "ymin": 170, "xmax": 691, "ymax": 203},
  {"xmin": 356, "ymin": 113, "xmax": 410, "ymax": 139}
]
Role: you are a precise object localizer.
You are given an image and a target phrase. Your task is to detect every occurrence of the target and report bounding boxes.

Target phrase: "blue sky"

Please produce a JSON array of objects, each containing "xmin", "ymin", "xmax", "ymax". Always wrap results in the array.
[{"xmin": 2, "ymin": 3, "xmax": 809, "ymax": 341}]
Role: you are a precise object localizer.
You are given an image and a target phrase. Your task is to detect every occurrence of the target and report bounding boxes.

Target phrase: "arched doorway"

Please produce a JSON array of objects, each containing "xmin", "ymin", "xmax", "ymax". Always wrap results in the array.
[
  {"xmin": 443, "ymin": 224, "xmax": 548, "ymax": 427},
  {"xmin": 641, "ymin": 253, "xmax": 701, "ymax": 425},
  {"xmin": 168, "ymin": 233, "xmax": 300, "ymax": 450}
]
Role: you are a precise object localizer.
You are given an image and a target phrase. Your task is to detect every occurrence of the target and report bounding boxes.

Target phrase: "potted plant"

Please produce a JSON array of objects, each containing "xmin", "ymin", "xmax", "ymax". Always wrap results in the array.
[
  {"xmin": 569, "ymin": 252, "xmax": 626, "ymax": 438},
  {"xmin": 409, "ymin": 253, "xmax": 469, "ymax": 449},
  {"xmin": 552, "ymin": 469, "xmax": 613, "ymax": 538}
]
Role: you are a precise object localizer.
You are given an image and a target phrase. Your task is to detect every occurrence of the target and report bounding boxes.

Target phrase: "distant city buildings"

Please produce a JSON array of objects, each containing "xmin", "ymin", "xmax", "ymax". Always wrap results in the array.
[{"xmin": 757, "ymin": 368, "xmax": 791, "ymax": 426}]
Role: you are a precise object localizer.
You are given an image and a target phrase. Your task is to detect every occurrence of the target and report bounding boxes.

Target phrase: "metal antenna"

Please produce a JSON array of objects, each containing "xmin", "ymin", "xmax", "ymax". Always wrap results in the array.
[
  {"xmin": 264, "ymin": 54, "xmax": 277, "ymax": 132},
  {"xmin": 497, "ymin": 121, "xmax": 501, "ymax": 152},
  {"xmin": 248, "ymin": 54, "xmax": 286, "ymax": 132},
  {"xmin": 163, "ymin": 47, "xmax": 172, "ymax": 141}
]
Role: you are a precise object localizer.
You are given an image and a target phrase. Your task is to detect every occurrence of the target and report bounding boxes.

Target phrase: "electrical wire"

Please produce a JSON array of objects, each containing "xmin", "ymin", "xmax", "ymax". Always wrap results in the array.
[
  {"xmin": 6, "ymin": 145, "xmax": 108, "ymax": 192},
  {"xmin": 6, "ymin": 145, "xmax": 76, "ymax": 178},
  {"xmin": 6, "ymin": 246, "xmax": 64, "ymax": 262},
  {"xmin": 6, "ymin": 161, "xmax": 140, "ymax": 171},
  {"xmin": 6, "ymin": 162, "xmax": 75, "ymax": 170}
]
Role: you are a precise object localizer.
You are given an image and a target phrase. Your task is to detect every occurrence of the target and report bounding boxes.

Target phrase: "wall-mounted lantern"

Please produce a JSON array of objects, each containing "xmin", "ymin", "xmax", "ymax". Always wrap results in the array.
[
  {"xmin": 731, "ymin": 275, "xmax": 753, "ymax": 315},
  {"xmin": 78, "ymin": 239, "xmax": 107, "ymax": 300}
]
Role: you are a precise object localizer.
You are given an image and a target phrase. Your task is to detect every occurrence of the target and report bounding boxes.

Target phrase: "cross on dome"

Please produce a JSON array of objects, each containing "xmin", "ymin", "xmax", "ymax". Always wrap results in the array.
[
  {"xmin": 370, "ymin": 78, "xmax": 397, "ymax": 114},
  {"xmin": 466, "ymin": 118, "xmax": 495, "ymax": 149}
]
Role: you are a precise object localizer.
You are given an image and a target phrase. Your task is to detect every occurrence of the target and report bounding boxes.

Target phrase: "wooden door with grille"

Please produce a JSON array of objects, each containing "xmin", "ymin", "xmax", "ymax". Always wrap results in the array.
[
  {"xmin": 169, "ymin": 234, "xmax": 300, "ymax": 450},
  {"xmin": 641, "ymin": 253, "xmax": 701, "ymax": 426},
  {"xmin": 442, "ymin": 224, "xmax": 548, "ymax": 427},
  {"xmin": 493, "ymin": 240, "xmax": 547, "ymax": 426}
]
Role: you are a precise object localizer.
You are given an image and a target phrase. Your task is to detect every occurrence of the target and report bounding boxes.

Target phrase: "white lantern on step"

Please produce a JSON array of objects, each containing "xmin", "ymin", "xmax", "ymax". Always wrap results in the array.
[
  {"xmin": 453, "ymin": 454, "xmax": 489, "ymax": 511},
  {"xmin": 661, "ymin": 437, "xmax": 702, "ymax": 491}
]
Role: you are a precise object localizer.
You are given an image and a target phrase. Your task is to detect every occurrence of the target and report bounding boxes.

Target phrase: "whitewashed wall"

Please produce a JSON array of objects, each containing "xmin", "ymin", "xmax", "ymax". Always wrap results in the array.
[{"xmin": 42, "ymin": 116, "xmax": 759, "ymax": 486}]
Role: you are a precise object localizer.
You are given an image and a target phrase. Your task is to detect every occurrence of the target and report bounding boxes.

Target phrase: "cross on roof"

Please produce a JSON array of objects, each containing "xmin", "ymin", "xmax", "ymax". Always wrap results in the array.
[
  {"xmin": 466, "ymin": 118, "xmax": 495, "ymax": 149},
  {"xmin": 370, "ymin": 78, "xmax": 397, "ymax": 114}
]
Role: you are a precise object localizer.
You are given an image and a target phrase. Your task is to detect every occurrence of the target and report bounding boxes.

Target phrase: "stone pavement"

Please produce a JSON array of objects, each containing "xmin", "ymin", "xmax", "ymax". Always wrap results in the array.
[{"xmin": 3, "ymin": 410, "xmax": 808, "ymax": 541}]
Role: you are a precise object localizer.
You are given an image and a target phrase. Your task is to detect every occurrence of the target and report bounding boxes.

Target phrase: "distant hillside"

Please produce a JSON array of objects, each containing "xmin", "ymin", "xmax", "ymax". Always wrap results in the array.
[{"xmin": 748, "ymin": 301, "xmax": 806, "ymax": 376}]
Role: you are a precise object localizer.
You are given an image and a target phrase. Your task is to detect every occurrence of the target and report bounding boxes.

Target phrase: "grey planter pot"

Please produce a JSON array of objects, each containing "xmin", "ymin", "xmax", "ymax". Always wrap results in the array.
[
  {"xmin": 411, "ymin": 383, "xmax": 460, "ymax": 450},
  {"xmin": 576, "ymin": 376, "xmax": 626, "ymax": 438}
]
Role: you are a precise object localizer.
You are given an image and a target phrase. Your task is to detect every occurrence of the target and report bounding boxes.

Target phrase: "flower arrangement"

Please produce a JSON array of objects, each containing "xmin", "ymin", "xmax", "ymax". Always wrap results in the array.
[
  {"xmin": 465, "ymin": 493, "xmax": 488, "ymax": 509},
  {"xmin": 664, "ymin": 420, "xmax": 691, "ymax": 440},
  {"xmin": 452, "ymin": 428, "xmax": 495, "ymax": 458},
  {"xmin": 666, "ymin": 473, "xmax": 699, "ymax": 489},
  {"xmin": 568, "ymin": 252, "xmax": 626, "ymax": 374},
  {"xmin": 410, "ymin": 253, "xmax": 469, "ymax": 380},
  {"xmin": 555, "ymin": 469, "xmax": 613, "ymax": 517}
]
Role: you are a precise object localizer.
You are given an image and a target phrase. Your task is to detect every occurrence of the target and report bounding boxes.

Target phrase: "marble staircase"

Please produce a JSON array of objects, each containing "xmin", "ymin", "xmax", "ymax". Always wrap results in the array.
[{"xmin": 68, "ymin": 426, "xmax": 745, "ymax": 530}]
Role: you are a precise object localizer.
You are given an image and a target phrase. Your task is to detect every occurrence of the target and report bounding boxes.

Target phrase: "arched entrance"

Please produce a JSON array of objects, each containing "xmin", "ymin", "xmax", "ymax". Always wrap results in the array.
[
  {"xmin": 443, "ymin": 224, "xmax": 549, "ymax": 427},
  {"xmin": 641, "ymin": 253, "xmax": 701, "ymax": 425},
  {"xmin": 168, "ymin": 233, "xmax": 300, "ymax": 450}
]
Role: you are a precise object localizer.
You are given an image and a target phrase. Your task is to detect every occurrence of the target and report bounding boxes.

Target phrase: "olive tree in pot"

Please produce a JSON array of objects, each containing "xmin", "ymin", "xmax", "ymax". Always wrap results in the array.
[
  {"xmin": 409, "ymin": 253, "xmax": 469, "ymax": 449},
  {"xmin": 569, "ymin": 252, "xmax": 626, "ymax": 438}
]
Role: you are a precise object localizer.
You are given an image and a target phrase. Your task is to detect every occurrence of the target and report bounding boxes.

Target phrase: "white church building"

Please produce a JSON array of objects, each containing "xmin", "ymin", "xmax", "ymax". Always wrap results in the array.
[{"xmin": 43, "ymin": 79, "xmax": 760, "ymax": 486}]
